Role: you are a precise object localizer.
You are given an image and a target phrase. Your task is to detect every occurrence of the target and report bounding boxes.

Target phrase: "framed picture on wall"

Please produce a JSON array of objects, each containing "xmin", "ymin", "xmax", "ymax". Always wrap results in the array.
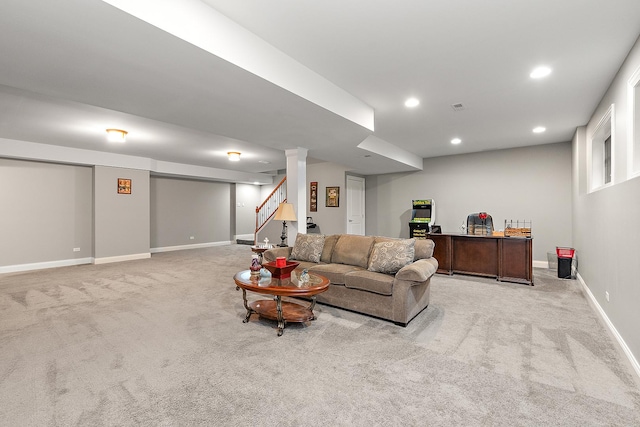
[
  {"xmin": 117, "ymin": 178, "xmax": 132, "ymax": 194},
  {"xmin": 326, "ymin": 186, "xmax": 339, "ymax": 207},
  {"xmin": 310, "ymin": 181, "xmax": 318, "ymax": 212}
]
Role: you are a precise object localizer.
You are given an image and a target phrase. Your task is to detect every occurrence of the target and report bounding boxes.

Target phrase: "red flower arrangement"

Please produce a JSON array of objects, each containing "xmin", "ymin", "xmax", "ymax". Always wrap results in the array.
[{"xmin": 479, "ymin": 212, "xmax": 488, "ymax": 220}]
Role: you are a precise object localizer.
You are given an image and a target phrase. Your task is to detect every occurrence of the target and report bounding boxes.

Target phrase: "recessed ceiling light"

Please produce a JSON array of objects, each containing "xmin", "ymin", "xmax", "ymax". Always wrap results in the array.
[
  {"xmin": 451, "ymin": 138, "xmax": 462, "ymax": 145},
  {"xmin": 530, "ymin": 66, "xmax": 551, "ymax": 79},
  {"xmin": 533, "ymin": 126, "xmax": 546, "ymax": 133},
  {"xmin": 106, "ymin": 128, "xmax": 127, "ymax": 143},
  {"xmin": 404, "ymin": 97, "xmax": 420, "ymax": 108},
  {"xmin": 227, "ymin": 151, "xmax": 241, "ymax": 161}
]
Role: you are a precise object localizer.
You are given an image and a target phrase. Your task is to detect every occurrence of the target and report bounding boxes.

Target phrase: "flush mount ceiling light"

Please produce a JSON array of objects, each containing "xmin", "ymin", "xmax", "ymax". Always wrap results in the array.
[
  {"xmin": 530, "ymin": 66, "xmax": 552, "ymax": 79},
  {"xmin": 533, "ymin": 126, "xmax": 546, "ymax": 133},
  {"xmin": 404, "ymin": 97, "xmax": 420, "ymax": 108},
  {"xmin": 106, "ymin": 128, "xmax": 127, "ymax": 143},
  {"xmin": 227, "ymin": 151, "xmax": 241, "ymax": 161},
  {"xmin": 451, "ymin": 138, "xmax": 462, "ymax": 145}
]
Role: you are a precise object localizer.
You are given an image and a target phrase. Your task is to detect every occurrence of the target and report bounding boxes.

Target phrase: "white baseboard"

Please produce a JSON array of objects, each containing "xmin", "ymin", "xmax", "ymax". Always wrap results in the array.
[
  {"xmin": 93, "ymin": 252, "xmax": 151, "ymax": 265},
  {"xmin": 0, "ymin": 257, "xmax": 93, "ymax": 274},
  {"xmin": 0, "ymin": 242, "xmax": 234, "ymax": 273},
  {"xmin": 576, "ymin": 272, "xmax": 640, "ymax": 380},
  {"xmin": 151, "ymin": 241, "xmax": 233, "ymax": 253},
  {"xmin": 533, "ymin": 260, "xmax": 549, "ymax": 269}
]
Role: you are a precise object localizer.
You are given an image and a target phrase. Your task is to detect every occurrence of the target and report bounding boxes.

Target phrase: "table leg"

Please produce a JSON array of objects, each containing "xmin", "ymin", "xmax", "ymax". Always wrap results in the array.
[
  {"xmin": 276, "ymin": 296, "xmax": 285, "ymax": 336},
  {"xmin": 241, "ymin": 288, "xmax": 253, "ymax": 323},
  {"xmin": 309, "ymin": 296, "xmax": 318, "ymax": 321}
]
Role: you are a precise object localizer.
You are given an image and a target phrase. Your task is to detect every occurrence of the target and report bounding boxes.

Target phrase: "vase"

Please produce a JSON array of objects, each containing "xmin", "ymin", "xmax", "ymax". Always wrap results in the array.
[{"xmin": 250, "ymin": 254, "xmax": 261, "ymax": 276}]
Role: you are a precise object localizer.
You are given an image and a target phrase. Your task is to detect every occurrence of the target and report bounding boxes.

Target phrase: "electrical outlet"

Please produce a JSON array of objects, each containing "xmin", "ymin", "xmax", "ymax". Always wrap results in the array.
[
  {"xmin": 190, "ymin": 236, "xmax": 195, "ymax": 240},
  {"xmin": 605, "ymin": 291, "xmax": 610, "ymax": 302},
  {"xmin": 73, "ymin": 247, "xmax": 81, "ymax": 252}
]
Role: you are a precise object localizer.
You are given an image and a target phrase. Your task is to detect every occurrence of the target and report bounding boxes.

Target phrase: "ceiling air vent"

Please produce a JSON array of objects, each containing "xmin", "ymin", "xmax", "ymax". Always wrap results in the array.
[{"xmin": 451, "ymin": 103, "xmax": 465, "ymax": 112}]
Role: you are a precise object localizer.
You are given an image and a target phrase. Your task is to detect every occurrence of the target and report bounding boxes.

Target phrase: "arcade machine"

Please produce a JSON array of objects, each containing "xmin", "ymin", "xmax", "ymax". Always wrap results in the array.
[{"xmin": 409, "ymin": 199, "xmax": 435, "ymax": 239}]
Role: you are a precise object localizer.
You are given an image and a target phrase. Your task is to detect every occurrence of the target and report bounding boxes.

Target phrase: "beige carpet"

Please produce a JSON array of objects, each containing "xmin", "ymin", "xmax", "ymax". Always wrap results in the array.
[{"xmin": 1, "ymin": 244, "xmax": 639, "ymax": 426}]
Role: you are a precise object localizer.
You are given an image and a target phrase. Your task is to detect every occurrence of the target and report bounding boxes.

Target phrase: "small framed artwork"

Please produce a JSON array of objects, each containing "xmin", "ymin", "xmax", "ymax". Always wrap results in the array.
[
  {"xmin": 117, "ymin": 178, "xmax": 132, "ymax": 194},
  {"xmin": 310, "ymin": 181, "xmax": 318, "ymax": 212},
  {"xmin": 326, "ymin": 186, "xmax": 339, "ymax": 207}
]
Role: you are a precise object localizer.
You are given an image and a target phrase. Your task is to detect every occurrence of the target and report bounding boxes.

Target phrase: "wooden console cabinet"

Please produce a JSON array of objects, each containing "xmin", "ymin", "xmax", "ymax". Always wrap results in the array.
[{"xmin": 427, "ymin": 233, "xmax": 533, "ymax": 285}]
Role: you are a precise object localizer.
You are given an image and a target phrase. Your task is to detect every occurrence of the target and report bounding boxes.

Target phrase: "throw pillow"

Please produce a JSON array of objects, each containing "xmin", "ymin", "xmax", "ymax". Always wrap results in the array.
[
  {"xmin": 367, "ymin": 238, "xmax": 416, "ymax": 274},
  {"xmin": 290, "ymin": 233, "xmax": 325, "ymax": 263}
]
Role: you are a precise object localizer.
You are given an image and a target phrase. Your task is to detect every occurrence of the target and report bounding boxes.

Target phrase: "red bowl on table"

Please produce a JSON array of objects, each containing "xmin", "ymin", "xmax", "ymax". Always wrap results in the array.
[{"xmin": 262, "ymin": 260, "xmax": 299, "ymax": 280}]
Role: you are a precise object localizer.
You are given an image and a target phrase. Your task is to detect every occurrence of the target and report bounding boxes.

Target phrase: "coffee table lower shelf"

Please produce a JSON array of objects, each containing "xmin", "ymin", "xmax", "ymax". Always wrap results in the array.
[
  {"xmin": 248, "ymin": 299, "xmax": 316, "ymax": 323},
  {"xmin": 244, "ymin": 297, "xmax": 318, "ymax": 336}
]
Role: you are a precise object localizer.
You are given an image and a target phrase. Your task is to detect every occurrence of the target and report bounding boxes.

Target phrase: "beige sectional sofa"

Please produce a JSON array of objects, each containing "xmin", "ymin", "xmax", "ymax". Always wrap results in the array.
[{"xmin": 263, "ymin": 233, "xmax": 438, "ymax": 326}]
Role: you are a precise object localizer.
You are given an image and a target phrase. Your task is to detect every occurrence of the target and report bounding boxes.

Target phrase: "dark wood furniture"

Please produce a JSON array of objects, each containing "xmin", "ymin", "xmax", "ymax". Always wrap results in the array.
[
  {"xmin": 250, "ymin": 245, "xmax": 269, "ymax": 263},
  {"xmin": 233, "ymin": 269, "xmax": 330, "ymax": 336},
  {"xmin": 427, "ymin": 233, "xmax": 533, "ymax": 285}
]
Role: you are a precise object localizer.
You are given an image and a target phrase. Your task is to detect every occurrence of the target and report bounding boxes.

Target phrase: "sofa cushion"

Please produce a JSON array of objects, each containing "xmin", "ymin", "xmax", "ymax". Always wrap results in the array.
[
  {"xmin": 331, "ymin": 235, "xmax": 376, "ymax": 269},
  {"xmin": 320, "ymin": 234, "xmax": 340, "ymax": 264},
  {"xmin": 344, "ymin": 270, "xmax": 394, "ymax": 296},
  {"xmin": 290, "ymin": 233, "xmax": 325, "ymax": 263},
  {"xmin": 367, "ymin": 238, "xmax": 415, "ymax": 274},
  {"xmin": 308, "ymin": 263, "xmax": 364, "ymax": 285},
  {"xmin": 373, "ymin": 236, "xmax": 397, "ymax": 244},
  {"xmin": 373, "ymin": 237, "xmax": 434, "ymax": 261},
  {"xmin": 414, "ymin": 239, "xmax": 435, "ymax": 260}
]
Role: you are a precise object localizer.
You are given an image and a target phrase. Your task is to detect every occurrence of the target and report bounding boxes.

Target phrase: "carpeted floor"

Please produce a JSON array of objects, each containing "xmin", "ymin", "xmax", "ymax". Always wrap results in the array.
[{"xmin": 1, "ymin": 244, "xmax": 639, "ymax": 426}]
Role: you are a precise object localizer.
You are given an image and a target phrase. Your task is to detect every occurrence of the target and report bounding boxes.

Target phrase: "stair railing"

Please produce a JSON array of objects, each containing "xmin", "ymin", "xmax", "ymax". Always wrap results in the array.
[{"xmin": 255, "ymin": 176, "xmax": 286, "ymax": 243}]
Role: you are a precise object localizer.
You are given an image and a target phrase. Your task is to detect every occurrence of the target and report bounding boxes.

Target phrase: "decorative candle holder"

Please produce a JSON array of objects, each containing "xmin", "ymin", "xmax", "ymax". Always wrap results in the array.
[{"xmin": 263, "ymin": 260, "xmax": 299, "ymax": 280}]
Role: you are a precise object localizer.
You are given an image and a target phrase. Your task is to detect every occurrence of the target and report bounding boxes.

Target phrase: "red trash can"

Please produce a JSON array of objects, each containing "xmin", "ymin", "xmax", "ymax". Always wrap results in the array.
[{"xmin": 556, "ymin": 247, "xmax": 575, "ymax": 279}]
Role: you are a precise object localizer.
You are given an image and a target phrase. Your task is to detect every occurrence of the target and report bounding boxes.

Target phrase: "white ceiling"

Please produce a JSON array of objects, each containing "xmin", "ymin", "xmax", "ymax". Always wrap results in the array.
[{"xmin": 1, "ymin": 0, "xmax": 640, "ymax": 178}]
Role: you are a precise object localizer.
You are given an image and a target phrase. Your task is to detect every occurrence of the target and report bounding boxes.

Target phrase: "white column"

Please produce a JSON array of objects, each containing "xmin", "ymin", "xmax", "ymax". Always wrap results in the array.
[{"xmin": 285, "ymin": 148, "xmax": 308, "ymax": 244}]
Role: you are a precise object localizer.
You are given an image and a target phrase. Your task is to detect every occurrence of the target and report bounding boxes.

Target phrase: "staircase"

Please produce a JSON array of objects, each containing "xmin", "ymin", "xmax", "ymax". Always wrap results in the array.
[{"xmin": 253, "ymin": 176, "xmax": 286, "ymax": 244}]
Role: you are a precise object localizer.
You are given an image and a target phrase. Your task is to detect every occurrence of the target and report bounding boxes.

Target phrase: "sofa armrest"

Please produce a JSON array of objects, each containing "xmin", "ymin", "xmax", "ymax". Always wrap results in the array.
[
  {"xmin": 263, "ymin": 246, "xmax": 293, "ymax": 263},
  {"xmin": 395, "ymin": 258, "xmax": 438, "ymax": 282}
]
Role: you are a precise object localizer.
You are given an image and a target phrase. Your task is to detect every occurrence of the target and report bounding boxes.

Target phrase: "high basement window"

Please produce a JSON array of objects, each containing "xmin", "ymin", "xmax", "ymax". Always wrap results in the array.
[
  {"xmin": 628, "ymin": 66, "xmax": 640, "ymax": 178},
  {"xmin": 589, "ymin": 104, "xmax": 614, "ymax": 192}
]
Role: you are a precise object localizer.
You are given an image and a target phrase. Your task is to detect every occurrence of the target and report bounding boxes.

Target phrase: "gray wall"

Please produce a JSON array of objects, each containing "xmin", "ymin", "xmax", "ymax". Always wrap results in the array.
[
  {"xmin": 573, "ymin": 35, "xmax": 640, "ymax": 366},
  {"xmin": 94, "ymin": 166, "xmax": 150, "ymax": 259},
  {"xmin": 0, "ymin": 161, "xmax": 238, "ymax": 268},
  {"xmin": 235, "ymin": 183, "xmax": 261, "ymax": 236},
  {"xmin": 0, "ymin": 158, "xmax": 93, "ymax": 266},
  {"xmin": 306, "ymin": 162, "xmax": 350, "ymax": 235},
  {"xmin": 365, "ymin": 142, "xmax": 573, "ymax": 263},
  {"xmin": 150, "ymin": 176, "xmax": 231, "ymax": 248}
]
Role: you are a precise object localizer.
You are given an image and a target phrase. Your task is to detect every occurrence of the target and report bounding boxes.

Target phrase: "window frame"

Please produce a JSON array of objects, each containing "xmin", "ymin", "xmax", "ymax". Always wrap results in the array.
[
  {"xmin": 627, "ymin": 66, "xmax": 640, "ymax": 179},
  {"xmin": 588, "ymin": 104, "xmax": 615, "ymax": 192}
]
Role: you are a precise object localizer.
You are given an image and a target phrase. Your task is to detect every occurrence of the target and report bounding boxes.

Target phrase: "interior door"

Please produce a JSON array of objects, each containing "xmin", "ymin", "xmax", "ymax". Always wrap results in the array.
[{"xmin": 346, "ymin": 175, "xmax": 365, "ymax": 235}]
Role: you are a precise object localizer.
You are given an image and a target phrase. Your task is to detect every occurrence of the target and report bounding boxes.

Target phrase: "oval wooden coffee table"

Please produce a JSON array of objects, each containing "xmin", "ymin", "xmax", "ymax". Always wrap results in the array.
[{"xmin": 233, "ymin": 269, "xmax": 330, "ymax": 336}]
